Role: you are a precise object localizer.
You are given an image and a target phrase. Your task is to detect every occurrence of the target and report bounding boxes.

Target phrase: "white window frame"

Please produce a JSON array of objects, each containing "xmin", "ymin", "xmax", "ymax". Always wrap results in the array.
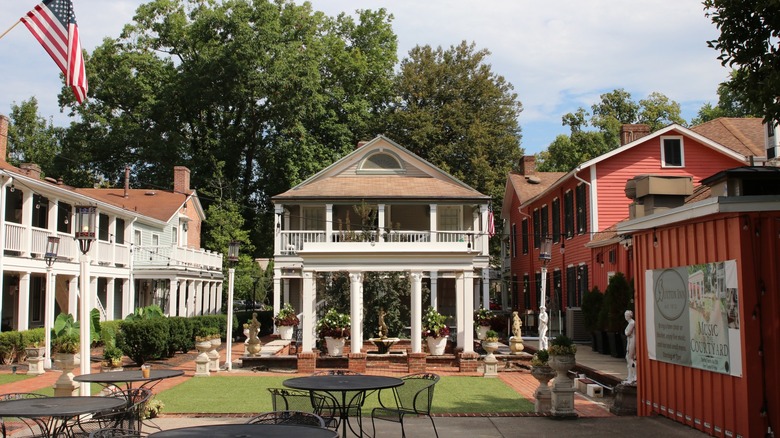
[
  {"xmin": 134, "ymin": 230, "xmax": 142, "ymax": 246},
  {"xmin": 660, "ymin": 135, "xmax": 685, "ymax": 168},
  {"xmin": 152, "ymin": 234, "xmax": 159, "ymax": 247},
  {"xmin": 172, "ymin": 226, "xmax": 178, "ymax": 245}
]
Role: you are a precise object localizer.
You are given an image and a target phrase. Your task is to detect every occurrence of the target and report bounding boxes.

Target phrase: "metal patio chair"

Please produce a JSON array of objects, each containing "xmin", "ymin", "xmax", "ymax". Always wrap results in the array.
[
  {"xmin": 245, "ymin": 410, "xmax": 326, "ymax": 428},
  {"xmin": 371, "ymin": 372, "xmax": 440, "ymax": 438}
]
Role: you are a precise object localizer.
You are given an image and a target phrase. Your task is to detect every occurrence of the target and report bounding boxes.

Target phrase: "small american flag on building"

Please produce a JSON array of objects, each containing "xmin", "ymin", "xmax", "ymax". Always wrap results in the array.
[
  {"xmin": 21, "ymin": 0, "xmax": 88, "ymax": 103},
  {"xmin": 487, "ymin": 203, "xmax": 495, "ymax": 237}
]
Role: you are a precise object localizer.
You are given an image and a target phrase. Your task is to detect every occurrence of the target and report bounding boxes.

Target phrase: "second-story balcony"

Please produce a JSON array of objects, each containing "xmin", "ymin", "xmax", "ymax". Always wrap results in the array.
[
  {"xmin": 277, "ymin": 229, "xmax": 485, "ymax": 256},
  {"xmin": 133, "ymin": 245, "xmax": 223, "ymax": 271}
]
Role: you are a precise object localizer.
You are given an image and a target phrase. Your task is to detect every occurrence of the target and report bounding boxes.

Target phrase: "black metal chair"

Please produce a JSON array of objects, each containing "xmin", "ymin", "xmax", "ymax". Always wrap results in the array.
[
  {"xmin": 69, "ymin": 388, "xmax": 153, "ymax": 437},
  {"xmin": 245, "ymin": 411, "xmax": 326, "ymax": 428},
  {"xmin": 0, "ymin": 392, "xmax": 49, "ymax": 438},
  {"xmin": 310, "ymin": 370, "xmax": 366, "ymax": 431},
  {"xmin": 88, "ymin": 428, "xmax": 149, "ymax": 437},
  {"xmin": 267, "ymin": 388, "xmax": 336, "ymax": 428},
  {"xmin": 371, "ymin": 372, "xmax": 440, "ymax": 438}
]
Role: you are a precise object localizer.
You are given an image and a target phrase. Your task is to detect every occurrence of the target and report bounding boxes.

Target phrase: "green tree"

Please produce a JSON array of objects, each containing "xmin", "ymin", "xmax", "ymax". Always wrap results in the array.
[
  {"xmin": 589, "ymin": 88, "xmax": 639, "ymax": 147},
  {"xmin": 691, "ymin": 70, "xmax": 760, "ymax": 125},
  {"xmin": 638, "ymin": 92, "xmax": 686, "ymax": 132},
  {"xmin": 384, "ymin": 40, "xmax": 524, "ymax": 207},
  {"xmin": 704, "ymin": 0, "xmax": 780, "ymax": 124},
  {"xmin": 7, "ymin": 98, "xmax": 62, "ymax": 175}
]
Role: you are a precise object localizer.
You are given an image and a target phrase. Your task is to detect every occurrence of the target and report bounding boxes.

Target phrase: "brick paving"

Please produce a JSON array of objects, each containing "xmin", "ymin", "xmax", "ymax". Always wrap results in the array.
[{"xmin": 1, "ymin": 339, "xmax": 614, "ymax": 419}]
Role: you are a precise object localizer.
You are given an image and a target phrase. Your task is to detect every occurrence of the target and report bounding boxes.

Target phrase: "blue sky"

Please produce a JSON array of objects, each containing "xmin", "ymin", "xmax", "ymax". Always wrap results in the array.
[{"xmin": 0, "ymin": 0, "xmax": 730, "ymax": 155}]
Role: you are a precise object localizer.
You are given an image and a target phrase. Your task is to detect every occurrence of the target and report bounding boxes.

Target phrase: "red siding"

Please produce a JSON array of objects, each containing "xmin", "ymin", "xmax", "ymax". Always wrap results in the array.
[{"xmin": 632, "ymin": 214, "xmax": 779, "ymax": 437}]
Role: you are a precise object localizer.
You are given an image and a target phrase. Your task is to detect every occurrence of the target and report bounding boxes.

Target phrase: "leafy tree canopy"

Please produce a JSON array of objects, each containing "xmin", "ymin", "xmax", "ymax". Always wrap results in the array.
[
  {"xmin": 7, "ymin": 98, "xmax": 62, "ymax": 176},
  {"xmin": 691, "ymin": 69, "xmax": 762, "ymax": 125}
]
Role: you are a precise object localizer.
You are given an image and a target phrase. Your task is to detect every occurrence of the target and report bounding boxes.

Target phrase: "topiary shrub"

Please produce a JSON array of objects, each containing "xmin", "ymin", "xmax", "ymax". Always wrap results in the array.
[
  {"xmin": 168, "ymin": 317, "xmax": 192, "ymax": 355},
  {"xmin": 117, "ymin": 318, "xmax": 170, "ymax": 365}
]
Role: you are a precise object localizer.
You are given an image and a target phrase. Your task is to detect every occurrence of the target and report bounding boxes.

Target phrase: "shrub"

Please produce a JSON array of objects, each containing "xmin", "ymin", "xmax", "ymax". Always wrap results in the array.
[
  {"xmin": 21, "ymin": 328, "xmax": 45, "ymax": 349},
  {"xmin": 0, "ymin": 331, "xmax": 22, "ymax": 363},
  {"xmin": 581, "ymin": 286, "xmax": 603, "ymax": 332},
  {"xmin": 168, "ymin": 317, "xmax": 192, "ymax": 355},
  {"xmin": 52, "ymin": 333, "xmax": 79, "ymax": 354},
  {"xmin": 117, "ymin": 318, "xmax": 170, "ymax": 365},
  {"xmin": 600, "ymin": 273, "xmax": 632, "ymax": 332},
  {"xmin": 484, "ymin": 330, "xmax": 499, "ymax": 342}
]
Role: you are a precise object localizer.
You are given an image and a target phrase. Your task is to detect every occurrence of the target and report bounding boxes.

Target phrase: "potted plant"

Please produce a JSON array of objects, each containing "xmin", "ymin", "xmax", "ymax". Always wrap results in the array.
[
  {"xmin": 548, "ymin": 334, "xmax": 577, "ymax": 385},
  {"xmin": 474, "ymin": 306, "xmax": 493, "ymax": 340},
  {"xmin": 273, "ymin": 303, "xmax": 300, "ymax": 340},
  {"xmin": 25, "ymin": 341, "xmax": 45, "ymax": 359},
  {"xmin": 482, "ymin": 329, "xmax": 500, "ymax": 359},
  {"xmin": 422, "ymin": 306, "xmax": 450, "ymax": 356},
  {"xmin": 529, "ymin": 349, "xmax": 555, "ymax": 413},
  {"xmin": 101, "ymin": 344, "xmax": 124, "ymax": 371},
  {"xmin": 602, "ymin": 273, "xmax": 632, "ymax": 358},
  {"xmin": 581, "ymin": 286, "xmax": 603, "ymax": 352},
  {"xmin": 317, "ymin": 309, "xmax": 350, "ymax": 357}
]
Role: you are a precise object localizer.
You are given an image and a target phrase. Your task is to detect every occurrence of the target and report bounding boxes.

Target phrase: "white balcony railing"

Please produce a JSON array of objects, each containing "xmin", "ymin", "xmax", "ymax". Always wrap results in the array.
[
  {"xmin": 278, "ymin": 229, "xmax": 484, "ymax": 255},
  {"xmin": 133, "ymin": 245, "xmax": 223, "ymax": 271}
]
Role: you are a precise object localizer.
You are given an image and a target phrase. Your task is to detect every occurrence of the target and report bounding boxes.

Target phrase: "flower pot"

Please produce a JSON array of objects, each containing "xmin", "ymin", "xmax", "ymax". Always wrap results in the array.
[
  {"xmin": 195, "ymin": 341, "xmax": 212, "ymax": 354},
  {"xmin": 25, "ymin": 347, "xmax": 45, "ymax": 359},
  {"xmin": 548, "ymin": 354, "xmax": 576, "ymax": 389},
  {"xmin": 426, "ymin": 336, "xmax": 447, "ymax": 356},
  {"xmin": 530, "ymin": 365, "xmax": 556, "ymax": 413},
  {"xmin": 277, "ymin": 325, "xmax": 294, "ymax": 341},
  {"xmin": 325, "ymin": 336, "xmax": 346, "ymax": 357},
  {"xmin": 476, "ymin": 325, "xmax": 490, "ymax": 341}
]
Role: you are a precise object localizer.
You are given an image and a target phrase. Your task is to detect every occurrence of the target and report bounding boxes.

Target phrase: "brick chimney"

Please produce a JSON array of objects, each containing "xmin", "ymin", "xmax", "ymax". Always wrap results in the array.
[
  {"xmin": 173, "ymin": 166, "xmax": 190, "ymax": 194},
  {"xmin": 20, "ymin": 163, "xmax": 42, "ymax": 180},
  {"xmin": 620, "ymin": 124, "xmax": 651, "ymax": 146},
  {"xmin": 519, "ymin": 156, "xmax": 536, "ymax": 175},
  {"xmin": 0, "ymin": 115, "xmax": 8, "ymax": 163}
]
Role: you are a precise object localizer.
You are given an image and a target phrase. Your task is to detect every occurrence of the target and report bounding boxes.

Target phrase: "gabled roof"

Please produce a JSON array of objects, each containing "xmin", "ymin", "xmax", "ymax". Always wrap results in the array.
[
  {"xmin": 77, "ymin": 188, "xmax": 196, "ymax": 223},
  {"xmin": 501, "ymin": 171, "xmax": 566, "ymax": 219},
  {"xmin": 273, "ymin": 135, "xmax": 489, "ymax": 202},
  {"xmin": 689, "ymin": 118, "xmax": 765, "ymax": 158}
]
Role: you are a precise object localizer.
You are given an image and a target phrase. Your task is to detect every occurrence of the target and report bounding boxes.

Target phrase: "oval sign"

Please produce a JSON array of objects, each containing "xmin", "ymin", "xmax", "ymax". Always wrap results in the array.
[{"xmin": 654, "ymin": 268, "xmax": 687, "ymax": 321}]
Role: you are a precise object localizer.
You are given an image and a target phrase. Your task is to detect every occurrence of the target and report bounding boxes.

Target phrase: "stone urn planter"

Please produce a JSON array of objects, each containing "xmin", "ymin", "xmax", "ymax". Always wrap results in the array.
[
  {"xmin": 25, "ymin": 347, "xmax": 46, "ymax": 376},
  {"xmin": 548, "ymin": 354, "xmax": 576, "ymax": 388},
  {"xmin": 194, "ymin": 340, "xmax": 212, "ymax": 377},
  {"xmin": 530, "ymin": 365, "xmax": 557, "ymax": 413},
  {"xmin": 482, "ymin": 341, "xmax": 499, "ymax": 360},
  {"xmin": 426, "ymin": 336, "xmax": 447, "ymax": 356},
  {"xmin": 208, "ymin": 337, "xmax": 221, "ymax": 372},
  {"xmin": 25, "ymin": 346, "xmax": 45, "ymax": 358},
  {"xmin": 476, "ymin": 325, "xmax": 490, "ymax": 341},
  {"xmin": 53, "ymin": 353, "xmax": 80, "ymax": 396},
  {"xmin": 324, "ymin": 336, "xmax": 346, "ymax": 357},
  {"xmin": 548, "ymin": 353, "xmax": 578, "ymax": 418},
  {"xmin": 277, "ymin": 325, "xmax": 294, "ymax": 341}
]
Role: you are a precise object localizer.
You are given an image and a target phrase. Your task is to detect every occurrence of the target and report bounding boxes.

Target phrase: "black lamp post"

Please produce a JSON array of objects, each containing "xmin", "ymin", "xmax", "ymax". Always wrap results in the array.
[
  {"xmin": 43, "ymin": 236, "xmax": 59, "ymax": 369},
  {"xmin": 225, "ymin": 241, "xmax": 240, "ymax": 370},
  {"xmin": 74, "ymin": 205, "xmax": 96, "ymax": 395}
]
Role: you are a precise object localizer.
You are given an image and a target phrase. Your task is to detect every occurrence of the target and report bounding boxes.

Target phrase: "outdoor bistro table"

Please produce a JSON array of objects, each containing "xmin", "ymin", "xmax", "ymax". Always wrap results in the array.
[
  {"xmin": 0, "ymin": 396, "xmax": 126, "ymax": 437},
  {"xmin": 74, "ymin": 369, "xmax": 184, "ymax": 390},
  {"xmin": 284, "ymin": 375, "xmax": 403, "ymax": 438},
  {"xmin": 148, "ymin": 423, "xmax": 339, "ymax": 437}
]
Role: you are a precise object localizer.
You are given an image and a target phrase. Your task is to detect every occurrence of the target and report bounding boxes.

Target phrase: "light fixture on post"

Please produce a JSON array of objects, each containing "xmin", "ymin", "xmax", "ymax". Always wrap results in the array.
[
  {"xmin": 225, "ymin": 240, "xmax": 240, "ymax": 371},
  {"xmin": 538, "ymin": 236, "xmax": 552, "ymax": 351},
  {"xmin": 43, "ymin": 236, "xmax": 59, "ymax": 369},
  {"xmin": 74, "ymin": 205, "xmax": 96, "ymax": 396}
]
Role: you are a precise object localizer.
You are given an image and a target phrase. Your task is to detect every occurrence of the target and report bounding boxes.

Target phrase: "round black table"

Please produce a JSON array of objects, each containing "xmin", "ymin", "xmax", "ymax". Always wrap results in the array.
[
  {"xmin": 148, "ymin": 423, "xmax": 338, "ymax": 437},
  {"xmin": 0, "ymin": 396, "xmax": 126, "ymax": 437},
  {"xmin": 284, "ymin": 375, "xmax": 403, "ymax": 438},
  {"xmin": 74, "ymin": 369, "xmax": 184, "ymax": 390}
]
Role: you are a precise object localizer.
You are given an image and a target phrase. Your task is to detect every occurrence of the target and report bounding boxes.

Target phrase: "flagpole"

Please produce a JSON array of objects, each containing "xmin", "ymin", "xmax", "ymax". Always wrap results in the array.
[{"xmin": 0, "ymin": 20, "xmax": 21, "ymax": 41}]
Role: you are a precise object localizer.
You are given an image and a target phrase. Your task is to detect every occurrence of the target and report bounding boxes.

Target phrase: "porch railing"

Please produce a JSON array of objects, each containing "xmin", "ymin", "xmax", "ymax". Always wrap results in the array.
[
  {"xmin": 279, "ymin": 229, "xmax": 482, "ymax": 255},
  {"xmin": 133, "ymin": 245, "xmax": 223, "ymax": 271}
]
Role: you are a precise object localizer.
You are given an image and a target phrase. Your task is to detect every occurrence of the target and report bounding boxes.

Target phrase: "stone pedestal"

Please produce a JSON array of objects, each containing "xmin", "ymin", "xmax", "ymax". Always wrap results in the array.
[
  {"xmin": 26, "ymin": 357, "xmax": 45, "ymax": 375},
  {"xmin": 610, "ymin": 383, "xmax": 638, "ymax": 416},
  {"xmin": 194, "ymin": 341, "xmax": 212, "ymax": 377},
  {"xmin": 531, "ymin": 366, "xmax": 556, "ymax": 413},
  {"xmin": 208, "ymin": 338, "xmax": 221, "ymax": 372},
  {"xmin": 549, "ymin": 354, "xmax": 578, "ymax": 418},
  {"xmin": 483, "ymin": 355, "xmax": 499, "ymax": 377},
  {"xmin": 53, "ymin": 353, "xmax": 80, "ymax": 396},
  {"xmin": 509, "ymin": 336, "xmax": 524, "ymax": 354}
]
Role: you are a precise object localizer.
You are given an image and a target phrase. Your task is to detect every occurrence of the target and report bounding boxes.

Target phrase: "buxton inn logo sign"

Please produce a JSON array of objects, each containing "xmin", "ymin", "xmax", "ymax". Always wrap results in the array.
[{"xmin": 645, "ymin": 260, "xmax": 742, "ymax": 377}]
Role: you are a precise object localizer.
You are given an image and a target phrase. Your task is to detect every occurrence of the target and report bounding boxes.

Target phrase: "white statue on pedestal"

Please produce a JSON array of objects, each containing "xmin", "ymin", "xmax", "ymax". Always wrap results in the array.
[
  {"xmin": 624, "ymin": 310, "xmax": 636, "ymax": 384},
  {"xmin": 538, "ymin": 306, "xmax": 549, "ymax": 351}
]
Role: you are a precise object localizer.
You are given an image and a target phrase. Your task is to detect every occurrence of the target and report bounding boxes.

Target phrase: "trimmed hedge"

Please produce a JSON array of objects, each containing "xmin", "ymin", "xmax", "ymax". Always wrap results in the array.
[
  {"xmin": 117, "ymin": 318, "xmax": 170, "ymax": 365},
  {"xmin": 168, "ymin": 317, "xmax": 192, "ymax": 356}
]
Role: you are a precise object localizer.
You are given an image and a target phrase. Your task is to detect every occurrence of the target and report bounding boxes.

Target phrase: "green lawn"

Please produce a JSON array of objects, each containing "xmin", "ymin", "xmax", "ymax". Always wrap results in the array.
[
  {"xmin": 156, "ymin": 376, "xmax": 534, "ymax": 414},
  {"xmin": 0, "ymin": 373, "xmax": 32, "ymax": 385}
]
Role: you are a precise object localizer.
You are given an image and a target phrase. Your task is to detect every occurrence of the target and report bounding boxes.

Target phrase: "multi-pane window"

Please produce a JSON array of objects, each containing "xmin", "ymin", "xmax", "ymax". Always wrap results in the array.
[
  {"xmin": 115, "ymin": 218, "xmax": 125, "ymax": 244},
  {"xmin": 661, "ymin": 136, "xmax": 684, "ymax": 167},
  {"xmin": 552, "ymin": 198, "xmax": 560, "ymax": 243},
  {"xmin": 540, "ymin": 205, "xmax": 549, "ymax": 239},
  {"xmin": 98, "ymin": 213, "xmax": 110, "ymax": 241},
  {"xmin": 511, "ymin": 223, "xmax": 517, "ymax": 257},
  {"xmin": 563, "ymin": 190, "xmax": 574, "ymax": 238},
  {"xmin": 532, "ymin": 209, "xmax": 540, "ymax": 248},
  {"xmin": 521, "ymin": 218, "xmax": 529, "ymax": 255},
  {"xmin": 566, "ymin": 266, "xmax": 576, "ymax": 308},
  {"xmin": 57, "ymin": 202, "xmax": 72, "ymax": 233},
  {"xmin": 32, "ymin": 195, "xmax": 48, "ymax": 228},
  {"xmin": 576, "ymin": 184, "xmax": 587, "ymax": 234},
  {"xmin": 552, "ymin": 270, "xmax": 562, "ymax": 312},
  {"xmin": 577, "ymin": 264, "xmax": 589, "ymax": 306}
]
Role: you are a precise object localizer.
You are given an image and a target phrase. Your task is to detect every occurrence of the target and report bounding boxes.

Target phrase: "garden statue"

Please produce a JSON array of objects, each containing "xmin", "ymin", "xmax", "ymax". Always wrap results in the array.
[
  {"xmin": 369, "ymin": 308, "xmax": 399, "ymax": 354},
  {"xmin": 509, "ymin": 311, "xmax": 524, "ymax": 354},
  {"xmin": 624, "ymin": 310, "xmax": 636, "ymax": 384},
  {"xmin": 246, "ymin": 313, "xmax": 262, "ymax": 356},
  {"xmin": 378, "ymin": 308, "xmax": 388, "ymax": 339},
  {"xmin": 512, "ymin": 311, "xmax": 522, "ymax": 338},
  {"xmin": 538, "ymin": 307, "xmax": 549, "ymax": 351}
]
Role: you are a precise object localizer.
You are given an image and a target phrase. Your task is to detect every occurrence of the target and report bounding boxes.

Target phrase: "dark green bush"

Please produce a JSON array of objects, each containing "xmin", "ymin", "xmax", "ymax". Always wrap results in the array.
[
  {"xmin": 581, "ymin": 286, "xmax": 603, "ymax": 332},
  {"xmin": 21, "ymin": 328, "xmax": 45, "ymax": 349},
  {"xmin": 0, "ymin": 331, "xmax": 22, "ymax": 363},
  {"xmin": 190, "ymin": 315, "xmax": 228, "ymax": 340},
  {"xmin": 168, "ymin": 317, "xmax": 192, "ymax": 355},
  {"xmin": 600, "ymin": 272, "xmax": 633, "ymax": 332},
  {"xmin": 117, "ymin": 318, "xmax": 170, "ymax": 365}
]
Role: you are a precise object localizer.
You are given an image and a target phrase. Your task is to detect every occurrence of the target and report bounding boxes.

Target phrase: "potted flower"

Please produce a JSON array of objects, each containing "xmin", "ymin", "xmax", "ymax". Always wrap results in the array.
[
  {"xmin": 273, "ymin": 303, "xmax": 300, "ymax": 340},
  {"xmin": 482, "ymin": 329, "xmax": 500, "ymax": 359},
  {"xmin": 529, "ymin": 349, "xmax": 555, "ymax": 413},
  {"xmin": 101, "ymin": 344, "xmax": 124, "ymax": 371},
  {"xmin": 317, "ymin": 309, "xmax": 350, "ymax": 357},
  {"xmin": 474, "ymin": 306, "xmax": 493, "ymax": 340},
  {"xmin": 422, "ymin": 306, "xmax": 450, "ymax": 356},
  {"xmin": 548, "ymin": 334, "xmax": 577, "ymax": 385}
]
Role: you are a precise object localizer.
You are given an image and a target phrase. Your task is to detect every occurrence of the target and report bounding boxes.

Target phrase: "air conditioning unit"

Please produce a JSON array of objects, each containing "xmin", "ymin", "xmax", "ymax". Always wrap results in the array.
[{"xmin": 565, "ymin": 307, "xmax": 590, "ymax": 342}]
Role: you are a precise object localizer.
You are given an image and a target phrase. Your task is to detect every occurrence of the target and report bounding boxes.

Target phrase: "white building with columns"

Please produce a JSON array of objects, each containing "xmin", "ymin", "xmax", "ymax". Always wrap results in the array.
[
  {"xmin": 271, "ymin": 136, "xmax": 493, "ymax": 356},
  {"xmin": 0, "ymin": 115, "xmax": 223, "ymax": 332}
]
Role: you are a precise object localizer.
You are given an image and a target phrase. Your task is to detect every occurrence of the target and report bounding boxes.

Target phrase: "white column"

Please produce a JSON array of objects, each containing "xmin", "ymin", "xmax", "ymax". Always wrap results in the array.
[
  {"xmin": 482, "ymin": 269, "xmax": 490, "ymax": 310},
  {"xmin": 273, "ymin": 268, "xmax": 282, "ymax": 329},
  {"xmin": 216, "ymin": 282, "xmax": 223, "ymax": 314},
  {"xmin": 410, "ymin": 271, "xmax": 423, "ymax": 354},
  {"xmin": 21, "ymin": 190, "xmax": 32, "ymax": 257},
  {"xmin": 301, "ymin": 271, "xmax": 316, "ymax": 352},
  {"xmin": 122, "ymin": 279, "xmax": 131, "ymax": 318},
  {"xmin": 178, "ymin": 280, "xmax": 187, "ymax": 317},
  {"xmin": 429, "ymin": 204, "xmax": 437, "ymax": 243},
  {"xmin": 194, "ymin": 281, "xmax": 202, "ymax": 315},
  {"xmin": 79, "ymin": 254, "xmax": 91, "ymax": 396},
  {"xmin": 187, "ymin": 281, "xmax": 196, "ymax": 317},
  {"xmin": 169, "ymin": 279, "xmax": 178, "ymax": 317},
  {"xmin": 455, "ymin": 271, "xmax": 464, "ymax": 349},
  {"xmin": 349, "ymin": 272, "xmax": 363, "ymax": 354},
  {"xmin": 480, "ymin": 204, "xmax": 489, "ymax": 254},
  {"xmin": 325, "ymin": 204, "xmax": 333, "ymax": 243},
  {"xmin": 106, "ymin": 278, "xmax": 115, "ymax": 320},
  {"xmin": 275, "ymin": 205, "xmax": 284, "ymax": 256},
  {"xmin": 463, "ymin": 270, "xmax": 475, "ymax": 353},
  {"xmin": 377, "ymin": 204, "xmax": 385, "ymax": 242},
  {"xmin": 17, "ymin": 272, "xmax": 30, "ymax": 331},
  {"xmin": 430, "ymin": 271, "xmax": 438, "ymax": 310}
]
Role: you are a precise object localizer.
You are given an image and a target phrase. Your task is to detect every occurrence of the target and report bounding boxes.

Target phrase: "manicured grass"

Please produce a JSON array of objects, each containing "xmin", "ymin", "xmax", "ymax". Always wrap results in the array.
[
  {"xmin": 156, "ymin": 376, "xmax": 534, "ymax": 414},
  {"xmin": 0, "ymin": 373, "xmax": 32, "ymax": 385}
]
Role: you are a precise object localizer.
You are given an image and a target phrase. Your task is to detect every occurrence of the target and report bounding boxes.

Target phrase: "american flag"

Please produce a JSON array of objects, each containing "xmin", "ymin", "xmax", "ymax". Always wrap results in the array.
[
  {"xmin": 21, "ymin": 0, "xmax": 88, "ymax": 103},
  {"xmin": 487, "ymin": 203, "xmax": 495, "ymax": 237}
]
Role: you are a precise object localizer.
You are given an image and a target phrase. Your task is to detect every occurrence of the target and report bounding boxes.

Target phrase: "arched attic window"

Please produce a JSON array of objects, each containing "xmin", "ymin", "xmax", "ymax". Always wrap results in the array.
[{"xmin": 357, "ymin": 150, "xmax": 406, "ymax": 174}]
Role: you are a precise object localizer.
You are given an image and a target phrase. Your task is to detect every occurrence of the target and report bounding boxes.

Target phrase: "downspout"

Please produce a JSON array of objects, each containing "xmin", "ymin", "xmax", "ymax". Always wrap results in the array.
[
  {"xmin": 573, "ymin": 165, "xmax": 595, "ymax": 239},
  {"xmin": 128, "ymin": 217, "xmax": 137, "ymax": 314}
]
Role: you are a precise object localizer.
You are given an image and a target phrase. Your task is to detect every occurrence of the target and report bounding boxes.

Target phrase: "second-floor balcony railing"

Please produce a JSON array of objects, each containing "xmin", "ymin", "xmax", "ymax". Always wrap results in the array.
[
  {"xmin": 279, "ymin": 229, "xmax": 483, "ymax": 255},
  {"xmin": 133, "ymin": 245, "xmax": 223, "ymax": 271}
]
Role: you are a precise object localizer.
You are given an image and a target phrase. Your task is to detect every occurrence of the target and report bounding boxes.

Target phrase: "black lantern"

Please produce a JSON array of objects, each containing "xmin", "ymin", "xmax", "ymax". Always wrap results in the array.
[
  {"xmin": 539, "ymin": 236, "xmax": 552, "ymax": 262},
  {"xmin": 74, "ymin": 205, "xmax": 97, "ymax": 254},
  {"xmin": 228, "ymin": 241, "xmax": 240, "ymax": 265},
  {"xmin": 44, "ymin": 236, "xmax": 60, "ymax": 267}
]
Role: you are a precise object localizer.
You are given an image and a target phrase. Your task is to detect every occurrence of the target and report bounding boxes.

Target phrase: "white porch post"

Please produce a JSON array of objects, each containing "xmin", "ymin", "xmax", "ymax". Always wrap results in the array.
[
  {"xmin": 273, "ymin": 268, "xmax": 282, "ymax": 330},
  {"xmin": 169, "ymin": 279, "xmax": 178, "ymax": 317},
  {"xmin": 194, "ymin": 281, "xmax": 202, "ymax": 315},
  {"xmin": 455, "ymin": 271, "xmax": 464, "ymax": 349},
  {"xmin": 410, "ymin": 271, "xmax": 423, "ymax": 354},
  {"xmin": 122, "ymin": 279, "xmax": 131, "ymax": 318},
  {"xmin": 429, "ymin": 204, "xmax": 437, "ymax": 243},
  {"xmin": 463, "ymin": 270, "xmax": 475, "ymax": 353},
  {"xmin": 377, "ymin": 204, "xmax": 385, "ymax": 242},
  {"xmin": 325, "ymin": 204, "xmax": 333, "ymax": 243},
  {"xmin": 178, "ymin": 280, "xmax": 187, "ymax": 317},
  {"xmin": 430, "ymin": 270, "xmax": 438, "ymax": 310},
  {"xmin": 18, "ymin": 272, "xmax": 30, "ymax": 331},
  {"xmin": 349, "ymin": 272, "xmax": 363, "ymax": 354},
  {"xmin": 301, "ymin": 271, "xmax": 316, "ymax": 352},
  {"xmin": 106, "ymin": 278, "xmax": 115, "ymax": 320},
  {"xmin": 187, "ymin": 281, "xmax": 196, "ymax": 317},
  {"xmin": 482, "ymin": 269, "xmax": 490, "ymax": 310},
  {"xmin": 216, "ymin": 281, "xmax": 224, "ymax": 314},
  {"xmin": 274, "ymin": 205, "xmax": 284, "ymax": 256}
]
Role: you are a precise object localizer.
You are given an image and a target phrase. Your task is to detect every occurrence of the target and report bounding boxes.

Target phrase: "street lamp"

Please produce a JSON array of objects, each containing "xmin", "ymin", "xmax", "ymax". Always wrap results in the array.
[
  {"xmin": 538, "ymin": 236, "xmax": 552, "ymax": 351},
  {"xmin": 75, "ymin": 205, "xmax": 96, "ymax": 396},
  {"xmin": 43, "ymin": 236, "xmax": 59, "ymax": 369},
  {"xmin": 225, "ymin": 241, "xmax": 240, "ymax": 371}
]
